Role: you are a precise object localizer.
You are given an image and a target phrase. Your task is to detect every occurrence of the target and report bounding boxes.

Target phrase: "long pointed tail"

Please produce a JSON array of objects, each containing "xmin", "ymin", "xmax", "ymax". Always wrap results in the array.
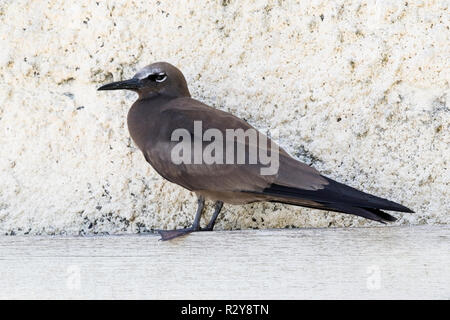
[{"xmin": 262, "ymin": 176, "xmax": 413, "ymax": 223}]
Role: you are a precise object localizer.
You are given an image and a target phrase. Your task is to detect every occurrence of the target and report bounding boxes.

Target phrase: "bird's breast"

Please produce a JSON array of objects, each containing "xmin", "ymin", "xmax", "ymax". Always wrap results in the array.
[{"xmin": 126, "ymin": 100, "xmax": 161, "ymax": 152}]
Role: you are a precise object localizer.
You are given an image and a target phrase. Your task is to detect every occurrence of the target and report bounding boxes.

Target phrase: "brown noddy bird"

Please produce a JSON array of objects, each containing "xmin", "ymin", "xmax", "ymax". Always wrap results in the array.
[{"xmin": 98, "ymin": 62, "xmax": 413, "ymax": 240}]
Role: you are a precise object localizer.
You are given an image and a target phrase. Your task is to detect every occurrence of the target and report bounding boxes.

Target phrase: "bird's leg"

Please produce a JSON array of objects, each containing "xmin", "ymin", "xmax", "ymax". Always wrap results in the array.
[
  {"xmin": 157, "ymin": 196, "xmax": 205, "ymax": 241},
  {"xmin": 190, "ymin": 196, "xmax": 205, "ymax": 231},
  {"xmin": 202, "ymin": 201, "xmax": 223, "ymax": 231}
]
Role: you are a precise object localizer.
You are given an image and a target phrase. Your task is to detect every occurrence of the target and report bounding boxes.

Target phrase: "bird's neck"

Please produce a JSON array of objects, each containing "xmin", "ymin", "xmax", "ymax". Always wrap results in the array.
[{"xmin": 126, "ymin": 95, "xmax": 171, "ymax": 151}]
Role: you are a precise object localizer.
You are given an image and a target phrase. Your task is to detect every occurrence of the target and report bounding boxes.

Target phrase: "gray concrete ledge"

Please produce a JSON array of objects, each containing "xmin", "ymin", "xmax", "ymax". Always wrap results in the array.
[{"xmin": 0, "ymin": 225, "xmax": 449, "ymax": 299}]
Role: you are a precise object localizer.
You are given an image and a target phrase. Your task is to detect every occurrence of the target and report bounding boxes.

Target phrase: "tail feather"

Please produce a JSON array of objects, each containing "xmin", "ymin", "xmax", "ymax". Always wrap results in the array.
[
  {"xmin": 322, "ymin": 177, "xmax": 413, "ymax": 213},
  {"xmin": 363, "ymin": 207, "xmax": 397, "ymax": 222},
  {"xmin": 330, "ymin": 204, "xmax": 396, "ymax": 223},
  {"xmin": 268, "ymin": 199, "xmax": 396, "ymax": 223},
  {"xmin": 262, "ymin": 176, "xmax": 413, "ymax": 223},
  {"xmin": 264, "ymin": 177, "xmax": 413, "ymax": 213}
]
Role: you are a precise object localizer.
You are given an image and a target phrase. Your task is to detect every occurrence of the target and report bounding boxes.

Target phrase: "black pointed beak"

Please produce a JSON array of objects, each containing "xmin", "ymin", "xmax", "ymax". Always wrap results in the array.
[{"xmin": 97, "ymin": 78, "xmax": 141, "ymax": 91}]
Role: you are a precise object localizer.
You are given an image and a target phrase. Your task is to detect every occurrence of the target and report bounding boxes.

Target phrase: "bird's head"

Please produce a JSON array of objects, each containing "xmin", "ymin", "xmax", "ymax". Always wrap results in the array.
[{"xmin": 98, "ymin": 62, "xmax": 190, "ymax": 99}]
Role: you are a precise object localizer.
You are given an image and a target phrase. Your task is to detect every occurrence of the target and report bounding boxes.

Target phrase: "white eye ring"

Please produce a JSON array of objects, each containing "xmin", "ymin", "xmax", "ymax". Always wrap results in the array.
[{"xmin": 155, "ymin": 74, "xmax": 167, "ymax": 82}]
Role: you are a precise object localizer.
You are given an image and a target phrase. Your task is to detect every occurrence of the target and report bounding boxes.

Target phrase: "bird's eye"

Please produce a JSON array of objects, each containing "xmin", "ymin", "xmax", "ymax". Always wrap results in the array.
[
  {"xmin": 155, "ymin": 74, "xmax": 167, "ymax": 82},
  {"xmin": 146, "ymin": 73, "xmax": 167, "ymax": 82}
]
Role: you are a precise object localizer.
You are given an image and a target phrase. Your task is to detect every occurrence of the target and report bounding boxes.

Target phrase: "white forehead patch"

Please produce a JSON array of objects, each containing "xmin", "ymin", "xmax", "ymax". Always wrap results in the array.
[{"xmin": 134, "ymin": 66, "xmax": 165, "ymax": 80}]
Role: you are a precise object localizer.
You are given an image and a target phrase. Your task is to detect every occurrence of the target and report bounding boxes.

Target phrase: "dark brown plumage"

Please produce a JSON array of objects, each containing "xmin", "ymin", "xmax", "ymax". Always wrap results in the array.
[{"xmin": 98, "ymin": 62, "xmax": 413, "ymax": 240}]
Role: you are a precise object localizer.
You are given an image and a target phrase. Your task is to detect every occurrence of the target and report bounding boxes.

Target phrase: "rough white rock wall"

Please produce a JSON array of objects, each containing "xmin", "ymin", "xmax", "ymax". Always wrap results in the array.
[{"xmin": 0, "ymin": 0, "xmax": 448, "ymax": 235}]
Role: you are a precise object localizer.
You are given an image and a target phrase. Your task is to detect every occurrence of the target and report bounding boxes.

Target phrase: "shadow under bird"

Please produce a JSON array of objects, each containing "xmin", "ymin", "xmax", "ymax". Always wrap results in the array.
[{"xmin": 98, "ymin": 62, "xmax": 413, "ymax": 240}]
